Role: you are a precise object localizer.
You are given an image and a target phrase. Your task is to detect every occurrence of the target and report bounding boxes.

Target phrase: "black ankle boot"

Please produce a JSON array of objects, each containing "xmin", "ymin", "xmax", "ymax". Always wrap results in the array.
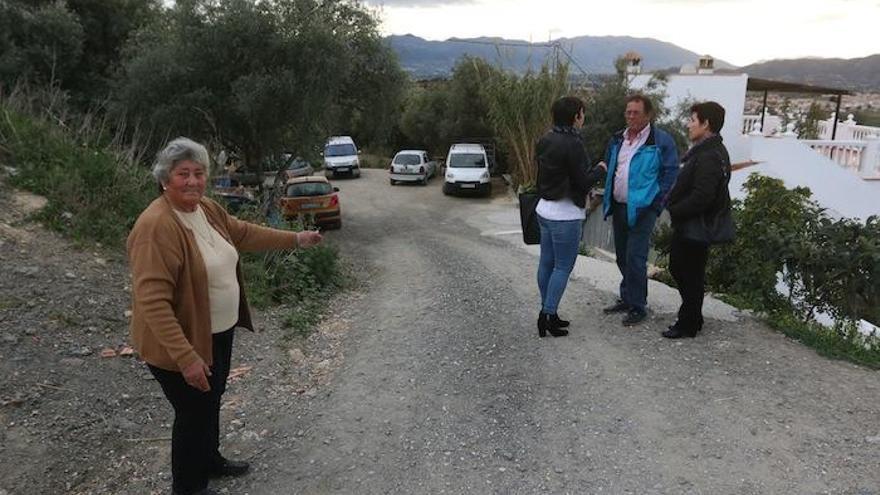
[
  {"xmin": 549, "ymin": 314, "xmax": 570, "ymax": 328},
  {"xmin": 538, "ymin": 312, "xmax": 568, "ymax": 338}
]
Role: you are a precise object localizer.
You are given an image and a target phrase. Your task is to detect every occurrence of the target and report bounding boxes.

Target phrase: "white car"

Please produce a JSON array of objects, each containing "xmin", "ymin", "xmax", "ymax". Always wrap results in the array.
[
  {"xmin": 443, "ymin": 143, "xmax": 491, "ymax": 197},
  {"xmin": 389, "ymin": 150, "xmax": 437, "ymax": 185},
  {"xmin": 323, "ymin": 136, "xmax": 361, "ymax": 178}
]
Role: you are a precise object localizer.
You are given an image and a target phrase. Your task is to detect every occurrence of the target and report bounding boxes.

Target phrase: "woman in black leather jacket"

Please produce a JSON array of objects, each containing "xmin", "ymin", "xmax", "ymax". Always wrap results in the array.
[
  {"xmin": 664, "ymin": 101, "xmax": 731, "ymax": 339},
  {"xmin": 535, "ymin": 96, "xmax": 607, "ymax": 337}
]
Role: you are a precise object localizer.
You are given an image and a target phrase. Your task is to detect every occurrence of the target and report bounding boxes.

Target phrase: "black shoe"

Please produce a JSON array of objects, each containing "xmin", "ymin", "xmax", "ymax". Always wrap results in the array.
[
  {"xmin": 208, "ymin": 458, "xmax": 250, "ymax": 478},
  {"xmin": 662, "ymin": 326, "xmax": 697, "ymax": 339},
  {"xmin": 173, "ymin": 488, "xmax": 220, "ymax": 495},
  {"xmin": 669, "ymin": 319, "xmax": 703, "ymax": 333},
  {"xmin": 622, "ymin": 309, "xmax": 647, "ymax": 326},
  {"xmin": 538, "ymin": 312, "xmax": 569, "ymax": 338},
  {"xmin": 548, "ymin": 313, "xmax": 570, "ymax": 328},
  {"xmin": 603, "ymin": 300, "xmax": 630, "ymax": 314}
]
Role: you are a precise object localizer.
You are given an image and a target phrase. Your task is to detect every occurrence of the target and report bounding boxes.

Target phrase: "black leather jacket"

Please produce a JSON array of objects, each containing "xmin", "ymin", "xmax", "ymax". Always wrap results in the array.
[
  {"xmin": 536, "ymin": 126, "xmax": 606, "ymax": 208},
  {"xmin": 666, "ymin": 134, "xmax": 731, "ymax": 225}
]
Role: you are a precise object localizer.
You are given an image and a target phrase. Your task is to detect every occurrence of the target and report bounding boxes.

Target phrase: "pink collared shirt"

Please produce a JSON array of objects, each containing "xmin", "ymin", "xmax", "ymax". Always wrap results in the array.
[{"xmin": 612, "ymin": 124, "xmax": 651, "ymax": 204}]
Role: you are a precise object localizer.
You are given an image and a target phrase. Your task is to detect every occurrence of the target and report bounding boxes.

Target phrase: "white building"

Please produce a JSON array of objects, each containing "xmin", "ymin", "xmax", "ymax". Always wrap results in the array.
[{"xmin": 626, "ymin": 54, "xmax": 880, "ymax": 221}]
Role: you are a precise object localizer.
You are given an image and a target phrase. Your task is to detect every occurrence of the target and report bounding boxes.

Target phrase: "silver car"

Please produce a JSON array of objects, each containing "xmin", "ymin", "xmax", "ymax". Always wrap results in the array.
[{"xmin": 389, "ymin": 150, "xmax": 437, "ymax": 186}]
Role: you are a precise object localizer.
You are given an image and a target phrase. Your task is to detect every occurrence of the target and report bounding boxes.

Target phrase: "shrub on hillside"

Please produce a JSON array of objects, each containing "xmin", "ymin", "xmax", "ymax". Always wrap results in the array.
[
  {"xmin": 0, "ymin": 104, "xmax": 154, "ymax": 246},
  {"xmin": 654, "ymin": 173, "xmax": 880, "ymax": 327}
]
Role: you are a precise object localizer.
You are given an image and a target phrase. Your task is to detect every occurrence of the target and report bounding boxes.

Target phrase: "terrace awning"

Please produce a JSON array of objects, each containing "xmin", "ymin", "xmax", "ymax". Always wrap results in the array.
[{"xmin": 746, "ymin": 77, "xmax": 853, "ymax": 140}]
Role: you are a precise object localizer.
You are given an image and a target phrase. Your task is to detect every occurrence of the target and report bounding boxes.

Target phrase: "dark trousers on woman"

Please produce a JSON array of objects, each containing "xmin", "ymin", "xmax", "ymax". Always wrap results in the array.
[
  {"xmin": 669, "ymin": 231, "xmax": 709, "ymax": 333},
  {"xmin": 149, "ymin": 329, "xmax": 234, "ymax": 495}
]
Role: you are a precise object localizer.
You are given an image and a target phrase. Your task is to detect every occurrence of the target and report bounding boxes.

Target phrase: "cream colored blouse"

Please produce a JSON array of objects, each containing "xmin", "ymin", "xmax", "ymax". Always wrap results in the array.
[{"xmin": 174, "ymin": 206, "xmax": 240, "ymax": 333}]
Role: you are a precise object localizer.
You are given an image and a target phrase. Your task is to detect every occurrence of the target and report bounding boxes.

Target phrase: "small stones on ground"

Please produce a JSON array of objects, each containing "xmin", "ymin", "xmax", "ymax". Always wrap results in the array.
[
  {"xmin": 865, "ymin": 435, "xmax": 880, "ymax": 444},
  {"xmin": 288, "ymin": 348, "xmax": 306, "ymax": 367}
]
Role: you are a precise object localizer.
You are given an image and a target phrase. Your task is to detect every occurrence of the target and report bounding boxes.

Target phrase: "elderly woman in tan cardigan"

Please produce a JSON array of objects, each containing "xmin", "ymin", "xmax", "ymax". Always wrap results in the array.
[{"xmin": 127, "ymin": 137, "xmax": 322, "ymax": 495}]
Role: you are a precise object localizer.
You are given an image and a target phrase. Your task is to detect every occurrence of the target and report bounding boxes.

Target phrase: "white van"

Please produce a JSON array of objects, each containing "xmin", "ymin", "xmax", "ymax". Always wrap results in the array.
[
  {"xmin": 443, "ymin": 143, "xmax": 491, "ymax": 196},
  {"xmin": 323, "ymin": 136, "xmax": 361, "ymax": 178}
]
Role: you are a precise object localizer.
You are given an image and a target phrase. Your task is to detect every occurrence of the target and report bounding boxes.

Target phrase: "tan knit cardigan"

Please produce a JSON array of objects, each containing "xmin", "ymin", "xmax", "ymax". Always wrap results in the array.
[{"xmin": 127, "ymin": 196, "xmax": 297, "ymax": 371}]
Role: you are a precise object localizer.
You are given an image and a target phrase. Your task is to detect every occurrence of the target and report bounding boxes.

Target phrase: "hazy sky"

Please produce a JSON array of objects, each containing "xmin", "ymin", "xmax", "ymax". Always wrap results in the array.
[{"xmin": 364, "ymin": 0, "xmax": 880, "ymax": 66}]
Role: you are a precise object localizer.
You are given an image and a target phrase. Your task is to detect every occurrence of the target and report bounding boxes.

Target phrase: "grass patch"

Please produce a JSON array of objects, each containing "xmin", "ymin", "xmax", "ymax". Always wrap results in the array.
[
  {"xmin": 358, "ymin": 153, "xmax": 391, "ymax": 169},
  {"xmin": 765, "ymin": 308, "xmax": 880, "ymax": 369},
  {"xmin": 239, "ymin": 215, "xmax": 348, "ymax": 341},
  {"xmin": 0, "ymin": 105, "xmax": 154, "ymax": 247}
]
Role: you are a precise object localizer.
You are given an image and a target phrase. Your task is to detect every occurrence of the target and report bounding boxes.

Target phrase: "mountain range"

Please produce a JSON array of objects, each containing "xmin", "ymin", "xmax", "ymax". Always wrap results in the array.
[
  {"xmin": 385, "ymin": 34, "xmax": 880, "ymax": 91},
  {"xmin": 741, "ymin": 55, "xmax": 880, "ymax": 91},
  {"xmin": 385, "ymin": 34, "xmax": 733, "ymax": 78}
]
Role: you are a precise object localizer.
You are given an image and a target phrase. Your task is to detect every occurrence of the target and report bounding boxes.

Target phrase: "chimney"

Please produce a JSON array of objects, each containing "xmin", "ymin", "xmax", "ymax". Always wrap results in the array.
[
  {"xmin": 698, "ymin": 55, "xmax": 715, "ymax": 74},
  {"xmin": 624, "ymin": 51, "xmax": 642, "ymax": 75}
]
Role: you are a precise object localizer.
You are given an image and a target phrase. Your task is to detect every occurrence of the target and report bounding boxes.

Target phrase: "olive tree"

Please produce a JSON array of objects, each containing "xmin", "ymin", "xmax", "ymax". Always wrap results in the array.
[{"xmin": 114, "ymin": 0, "xmax": 405, "ymax": 170}]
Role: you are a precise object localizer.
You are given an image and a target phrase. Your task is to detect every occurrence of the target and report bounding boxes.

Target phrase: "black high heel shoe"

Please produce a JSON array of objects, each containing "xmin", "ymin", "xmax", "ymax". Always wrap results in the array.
[
  {"xmin": 549, "ymin": 314, "xmax": 570, "ymax": 328},
  {"xmin": 538, "ymin": 312, "xmax": 569, "ymax": 338}
]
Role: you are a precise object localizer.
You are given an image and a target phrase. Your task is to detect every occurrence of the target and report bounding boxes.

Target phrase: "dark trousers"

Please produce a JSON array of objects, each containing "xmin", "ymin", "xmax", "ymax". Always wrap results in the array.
[
  {"xmin": 149, "ymin": 329, "xmax": 234, "ymax": 495},
  {"xmin": 611, "ymin": 201, "xmax": 659, "ymax": 312},
  {"xmin": 669, "ymin": 231, "xmax": 709, "ymax": 332}
]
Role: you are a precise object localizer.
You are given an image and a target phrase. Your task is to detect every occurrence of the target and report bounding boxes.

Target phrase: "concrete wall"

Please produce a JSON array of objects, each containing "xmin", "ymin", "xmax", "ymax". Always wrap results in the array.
[{"xmin": 630, "ymin": 73, "xmax": 750, "ymax": 163}]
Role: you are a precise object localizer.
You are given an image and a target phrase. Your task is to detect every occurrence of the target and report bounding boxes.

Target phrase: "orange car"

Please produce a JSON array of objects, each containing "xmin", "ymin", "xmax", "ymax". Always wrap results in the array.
[{"xmin": 279, "ymin": 176, "xmax": 341, "ymax": 229}]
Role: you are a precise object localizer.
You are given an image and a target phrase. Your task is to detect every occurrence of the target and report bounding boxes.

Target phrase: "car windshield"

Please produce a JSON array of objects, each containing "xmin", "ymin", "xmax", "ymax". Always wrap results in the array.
[
  {"xmin": 286, "ymin": 182, "xmax": 332, "ymax": 197},
  {"xmin": 287, "ymin": 157, "xmax": 309, "ymax": 170},
  {"xmin": 213, "ymin": 177, "xmax": 238, "ymax": 188},
  {"xmin": 393, "ymin": 154, "xmax": 421, "ymax": 165},
  {"xmin": 448, "ymin": 153, "xmax": 486, "ymax": 168},
  {"xmin": 324, "ymin": 144, "xmax": 356, "ymax": 157}
]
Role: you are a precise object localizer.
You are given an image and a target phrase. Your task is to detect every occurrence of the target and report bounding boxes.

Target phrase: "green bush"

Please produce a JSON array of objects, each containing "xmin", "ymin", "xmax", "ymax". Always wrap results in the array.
[
  {"xmin": 653, "ymin": 173, "xmax": 880, "ymax": 366},
  {"xmin": 359, "ymin": 153, "xmax": 390, "ymax": 169},
  {"xmin": 0, "ymin": 105, "xmax": 154, "ymax": 246}
]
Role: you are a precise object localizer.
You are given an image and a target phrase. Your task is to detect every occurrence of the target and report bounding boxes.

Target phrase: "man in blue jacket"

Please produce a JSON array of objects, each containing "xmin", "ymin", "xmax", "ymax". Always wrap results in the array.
[{"xmin": 600, "ymin": 94, "xmax": 679, "ymax": 326}]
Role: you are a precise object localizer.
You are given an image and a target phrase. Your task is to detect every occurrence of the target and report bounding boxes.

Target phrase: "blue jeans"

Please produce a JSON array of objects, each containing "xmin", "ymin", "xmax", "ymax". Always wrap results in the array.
[
  {"xmin": 537, "ymin": 215, "xmax": 583, "ymax": 315},
  {"xmin": 611, "ymin": 202, "xmax": 659, "ymax": 312}
]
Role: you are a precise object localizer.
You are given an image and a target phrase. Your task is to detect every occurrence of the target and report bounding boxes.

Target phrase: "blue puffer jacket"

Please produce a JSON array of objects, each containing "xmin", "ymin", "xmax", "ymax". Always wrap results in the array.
[{"xmin": 602, "ymin": 125, "xmax": 679, "ymax": 227}]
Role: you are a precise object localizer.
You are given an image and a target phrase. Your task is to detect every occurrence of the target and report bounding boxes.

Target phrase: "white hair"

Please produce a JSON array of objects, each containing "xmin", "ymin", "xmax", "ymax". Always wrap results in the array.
[{"xmin": 152, "ymin": 137, "xmax": 210, "ymax": 185}]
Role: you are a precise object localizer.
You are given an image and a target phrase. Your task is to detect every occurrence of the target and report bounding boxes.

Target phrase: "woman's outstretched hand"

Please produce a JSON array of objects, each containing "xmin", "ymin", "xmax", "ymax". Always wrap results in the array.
[{"xmin": 297, "ymin": 230, "xmax": 323, "ymax": 248}]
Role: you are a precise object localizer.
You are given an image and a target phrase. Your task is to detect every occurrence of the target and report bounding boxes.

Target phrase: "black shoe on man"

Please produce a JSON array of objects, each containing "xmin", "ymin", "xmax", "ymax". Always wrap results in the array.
[
  {"xmin": 603, "ymin": 300, "xmax": 630, "ymax": 314},
  {"xmin": 622, "ymin": 308, "xmax": 647, "ymax": 326}
]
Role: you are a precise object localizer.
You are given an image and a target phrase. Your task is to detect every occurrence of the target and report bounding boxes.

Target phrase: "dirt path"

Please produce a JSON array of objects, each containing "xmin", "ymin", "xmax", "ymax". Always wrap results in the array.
[
  {"xmin": 240, "ymin": 171, "xmax": 879, "ymax": 494},
  {"xmin": 1, "ymin": 171, "xmax": 879, "ymax": 494}
]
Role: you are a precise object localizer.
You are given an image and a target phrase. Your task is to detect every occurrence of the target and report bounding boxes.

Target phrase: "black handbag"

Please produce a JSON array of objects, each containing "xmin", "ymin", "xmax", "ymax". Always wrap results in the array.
[
  {"xmin": 679, "ymin": 206, "xmax": 735, "ymax": 244},
  {"xmin": 518, "ymin": 192, "xmax": 541, "ymax": 245}
]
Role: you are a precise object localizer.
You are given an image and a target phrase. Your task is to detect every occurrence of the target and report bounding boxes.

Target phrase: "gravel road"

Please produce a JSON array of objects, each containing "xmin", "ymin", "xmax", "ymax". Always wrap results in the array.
[
  {"xmin": 239, "ymin": 170, "xmax": 879, "ymax": 494},
  {"xmin": 1, "ymin": 170, "xmax": 878, "ymax": 494}
]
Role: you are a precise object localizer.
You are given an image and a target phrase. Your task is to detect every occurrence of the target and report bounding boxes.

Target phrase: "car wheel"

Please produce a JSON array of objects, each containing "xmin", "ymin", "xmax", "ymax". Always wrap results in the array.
[
  {"xmin": 390, "ymin": 178, "xmax": 396, "ymax": 186},
  {"xmin": 421, "ymin": 176, "xmax": 428, "ymax": 186},
  {"xmin": 443, "ymin": 183, "xmax": 452, "ymax": 196}
]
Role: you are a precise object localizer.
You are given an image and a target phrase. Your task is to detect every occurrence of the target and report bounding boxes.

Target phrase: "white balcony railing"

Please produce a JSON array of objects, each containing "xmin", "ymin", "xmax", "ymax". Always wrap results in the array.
[
  {"xmin": 741, "ymin": 114, "xmax": 781, "ymax": 136},
  {"xmin": 742, "ymin": 113, "xmax": 880, "ymax": 179},
  {"xmin": 801, "ymin": 140, "xmax": 866, "ymax": 173},
  {"xmin": 816, "ymin": 115, "xmax": 880, "ymax": 141}
]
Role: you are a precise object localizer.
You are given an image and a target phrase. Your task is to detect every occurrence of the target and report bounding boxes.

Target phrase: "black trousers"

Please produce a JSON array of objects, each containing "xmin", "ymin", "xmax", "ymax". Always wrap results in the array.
[
  {"xmin": 669, "ymin": 231, "xmax": 709, "ymax": 332},
  {"xmin": 149, "ymin": 329, "xmax": 234, "ymax": 495}
]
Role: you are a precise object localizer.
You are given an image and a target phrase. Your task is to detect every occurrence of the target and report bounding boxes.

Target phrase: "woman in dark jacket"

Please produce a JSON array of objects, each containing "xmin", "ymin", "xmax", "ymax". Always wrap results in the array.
[
  {"xmin": 664, "ymin": 101, "xmax": 732, "ymax": 338},
  {"xmin": 535, "ymin": 96, "xmax": 607, "ymax": 337}
]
